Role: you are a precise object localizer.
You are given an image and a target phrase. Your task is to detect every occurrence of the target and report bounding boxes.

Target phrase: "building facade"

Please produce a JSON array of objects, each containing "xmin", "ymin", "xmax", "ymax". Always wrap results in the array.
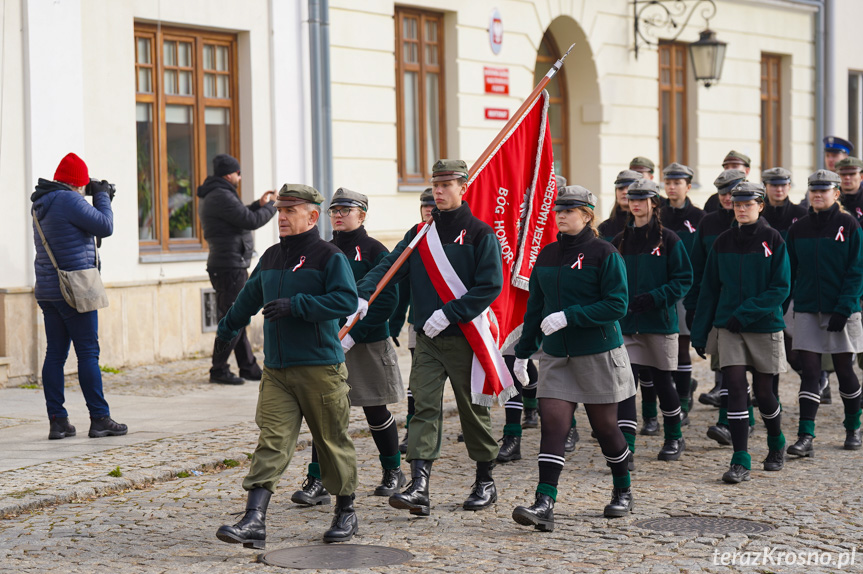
[{"xmin": 0, "ymin": 0, "xmax": 831, "ymax": 384}]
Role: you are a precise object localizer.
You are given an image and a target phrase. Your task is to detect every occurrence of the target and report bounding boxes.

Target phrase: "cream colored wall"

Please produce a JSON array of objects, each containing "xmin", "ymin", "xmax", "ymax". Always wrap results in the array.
[
  {"xmin": 828, "ymin": 0, "xmax": 863, "ymax": 141},
  {"xmin": 328, "ymin": 0, "xmax": 816, "ymax": 236}
]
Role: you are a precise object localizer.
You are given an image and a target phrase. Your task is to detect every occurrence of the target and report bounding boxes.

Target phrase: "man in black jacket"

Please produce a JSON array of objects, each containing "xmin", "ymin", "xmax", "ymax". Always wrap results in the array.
[{"xmin": 198, "ymin": 153, "xmax": 276, "ymax": 385}]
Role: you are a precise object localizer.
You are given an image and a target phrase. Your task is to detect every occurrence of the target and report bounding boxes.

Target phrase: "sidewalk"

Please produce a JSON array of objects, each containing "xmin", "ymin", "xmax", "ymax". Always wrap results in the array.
[{"xmin": 0, "ymin": 347, "xmax": 455, "ymax": 518}]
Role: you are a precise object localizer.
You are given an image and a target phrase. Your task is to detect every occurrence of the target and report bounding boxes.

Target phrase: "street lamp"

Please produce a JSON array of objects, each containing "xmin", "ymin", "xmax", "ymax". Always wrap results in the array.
[{"xmin": 688, "ymin": 28, "xmax": 727, "ymax": 88}]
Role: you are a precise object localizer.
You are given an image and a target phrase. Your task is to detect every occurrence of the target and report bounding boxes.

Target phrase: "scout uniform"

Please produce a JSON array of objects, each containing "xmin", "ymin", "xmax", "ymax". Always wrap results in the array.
[
  {"xmin": 357, "ymin": 159, "xmax": 504, "ymax": 516},
  {"xmin": 785, "ymin": 170, "xmax": 863, "ymax": 455},
  {"xmin": 512, "ymin": 186, "xmax": 636, "ymax": 531},
  {"xmin": 612, "ymin": 178, "xmax": 693, "ymax": 462},
  {"xmin": 659, "ymin": 162, "xmax": 703, "ymax": 415},
  {"xmin": 691, "ymin": 182, "xmax": 790, "ymax": 483},
  {"xmin": 598, "ymin": 170, "xmax": 642, "ymax": 242},
  {"xmin": 704, "ymin": 151, "xmax": 751, "ymax": 213},
  {"xmin": 215, "ymin": 184, "xmax": 360, "ymax": 547},
  {"xmin": 292, "ymin": 188, "xmax": 406, "ymax": 506},
  {"xmin": 762, "ymin": 167, "xmax": 807, "ymax": 240}
]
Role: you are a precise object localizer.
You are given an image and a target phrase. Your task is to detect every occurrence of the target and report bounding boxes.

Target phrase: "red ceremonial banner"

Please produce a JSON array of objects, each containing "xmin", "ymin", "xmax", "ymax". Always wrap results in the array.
[{"xmin": 465, "ymin": 90, "xmax": 558, "ymax": 350}]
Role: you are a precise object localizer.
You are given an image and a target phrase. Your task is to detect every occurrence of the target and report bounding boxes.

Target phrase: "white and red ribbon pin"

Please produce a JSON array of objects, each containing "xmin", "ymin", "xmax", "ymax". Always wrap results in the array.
[
  {"xmin": 454, "ymin": 229, "xmax": 466, "ymax": 245},
  {"xmin": 651, "ymin": 246, "xmax": 661, "ymax": 256},
  {"xmin": 684, "ymin": 220, "xmax": 696, "ymax": 233},
  {"xmin": 857, "ymin": 207, "xmax": 863, "ymax": 219},
  {"xmin": 571, "ymin": 253, "xmax": 584, "ymax": 269},
  {"xmin": 292, "ymin": 256, "xmax": 306, "ymax": 272},
  {"xmin": 836, "ymin": 226, "xmax": 846, "ymax": 242},
  {"xmin": 762, "ymin": 242, "xmax": 772, "ymax": 257},
  {"xmin": 355, "ymin": 246, "xmax": 362, "ymax": 261}
]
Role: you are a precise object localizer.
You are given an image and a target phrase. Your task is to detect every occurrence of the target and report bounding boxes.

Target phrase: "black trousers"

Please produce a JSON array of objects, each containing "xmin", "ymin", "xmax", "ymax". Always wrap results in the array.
[{"xmin": 209, "ymin": 268, "xmax": 258, "ymax": 376}]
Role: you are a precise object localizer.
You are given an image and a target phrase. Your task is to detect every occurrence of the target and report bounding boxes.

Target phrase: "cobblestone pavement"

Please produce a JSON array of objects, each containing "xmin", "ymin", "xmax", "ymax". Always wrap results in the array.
[{"xmin": 1, "ymin": 353, "xmax": 862, "ymax": 573}]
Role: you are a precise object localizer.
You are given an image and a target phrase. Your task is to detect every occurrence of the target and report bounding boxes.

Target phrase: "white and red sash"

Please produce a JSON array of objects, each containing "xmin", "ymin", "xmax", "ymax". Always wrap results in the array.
[{"xmin": 415, "ymin": 221, "xmax": 516, "ymax": 406}]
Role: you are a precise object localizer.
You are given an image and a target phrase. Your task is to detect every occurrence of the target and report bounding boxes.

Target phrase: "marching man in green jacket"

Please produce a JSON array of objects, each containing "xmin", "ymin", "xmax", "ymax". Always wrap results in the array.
[{"xmin": 214, "ymin": 184, "xmax": 361, "ymax": 547}]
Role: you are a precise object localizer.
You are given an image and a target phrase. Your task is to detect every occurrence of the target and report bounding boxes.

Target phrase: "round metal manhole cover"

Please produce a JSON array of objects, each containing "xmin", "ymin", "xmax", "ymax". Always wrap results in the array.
[
  {"xmin": 259, "ymin": 544, "xmax": 413, "ymax": 569},
  {"xmin": 634, "ymin": 517, "xmax": 774, "ymax": 535}
]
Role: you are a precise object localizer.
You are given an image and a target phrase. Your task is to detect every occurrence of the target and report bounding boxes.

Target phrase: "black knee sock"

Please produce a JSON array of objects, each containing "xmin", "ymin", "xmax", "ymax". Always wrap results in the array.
[
  {"xmin": 617, "ymin": 394, "xmax": 637, "ymax": 453},
  {"xmin": 639, "ymin": 367, "xmax": 657, "ymax": 418},
  {"xmin": 834, "ymin": 353, "xmax": 863, "ymax": 431},
  {"xmin": 652, "ymin": 368, "xmax": 682, "ymax": 440},
  {"xmin": 772, "ymin": 374, "xmax": 780, "ymax": 401},
  {"xmin": 365, "ymin": 407, "xmax": 400, "ymax": 465}
]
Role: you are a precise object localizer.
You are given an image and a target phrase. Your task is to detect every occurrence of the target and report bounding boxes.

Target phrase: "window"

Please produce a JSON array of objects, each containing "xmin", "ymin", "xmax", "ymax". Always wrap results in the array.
[
  {"xmin": 658, "ymin": 42, "xmax": 688, "ymax": 169},
  {"xmin": 534, "ymin": 32, "xmax": 569, "ymax": 179},
  {"xmin": 850, "ymin": 72, "xmax": 863, "ymax": 158},
  {"xmin": 135, "ymin": 24, "xmax": 238, "ymax": 252},
  {"xmin": 761, "ymin": 54, "xmax": 782, "ymax": 170},
  {"xmin": 395, "ymin": 8, "xmax": 445, "ymax": 185}
]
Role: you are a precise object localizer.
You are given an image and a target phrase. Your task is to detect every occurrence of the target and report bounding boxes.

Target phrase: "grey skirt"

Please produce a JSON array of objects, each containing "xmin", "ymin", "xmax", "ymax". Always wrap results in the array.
[
  {"xmin": 791, "ymin": 312, "xmax": 863, "ymax": 354},
  {"xmin": 717, "ymin": 329, "xmax": 787, "ymax": 374},
  {"xmin": 537, "ymin": 345, "xmax": 636, "ymax": 404},
  {"xmin": 623, "ymin": 333, "xmax": 679, "ymax": 371},
  {"xmin": 676, "ymin": 300, "xmax": 690, "ymax": 336},
  {"xmin": 344, "ymin": 339, "xmax": 405, "ymax": 406},
  {"xmin": 783, "ymin": 300, "xmax": 795, "ymax": 337}
]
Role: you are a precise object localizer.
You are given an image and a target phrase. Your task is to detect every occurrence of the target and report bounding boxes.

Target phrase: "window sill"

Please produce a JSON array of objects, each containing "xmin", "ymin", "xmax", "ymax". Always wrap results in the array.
[
  {"xmin": 398, "ymin": 184, "xmax": 429, "ymax": 193},
  {"xmin": 139, "ymin": 252, "xmax": 209, "ymax": 264}
]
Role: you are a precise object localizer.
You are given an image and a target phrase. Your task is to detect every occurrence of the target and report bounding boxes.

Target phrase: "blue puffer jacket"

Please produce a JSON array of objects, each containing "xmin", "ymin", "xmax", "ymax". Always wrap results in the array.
[{"xmin": 31, "ymin": 179, "xmax": 113, "ymax": 301}]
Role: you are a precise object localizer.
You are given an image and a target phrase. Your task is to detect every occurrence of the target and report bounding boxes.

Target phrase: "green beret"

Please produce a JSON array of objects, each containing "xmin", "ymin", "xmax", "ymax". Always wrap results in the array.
[
  {"xmin": 420, "ymin": 187, "xmax": 435, "ymax": 206},
  {"xmin": 274, "ymin": 183, "xmax": 324, "ymax": 207},
  {"xmin": 835, "ymin": 157, "xmax": 863, "ymax": 173},
  {"xmin": 431, "ymin": 159, "xmax": 469, "ymax": 182},
  {"xmin": 714, "ymin": 169, "xmax": 747, "ymax": 194},
  {"xmin": 723, "ymin": 150, "xmax": 751, "ymax": 168},
  {"xmin": 629, "ymin": 156, "xmax": 655, "ymax": 173},
  {"xmin": 330, "ymin": 187, "xmax": 369, "ymax": 211}
]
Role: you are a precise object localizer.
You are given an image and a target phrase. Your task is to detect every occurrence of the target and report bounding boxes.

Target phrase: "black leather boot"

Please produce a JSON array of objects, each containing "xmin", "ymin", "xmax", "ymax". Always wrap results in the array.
[
  {"xmin": 657, "ymin": 437, "xmax": 685, "ymax": 461},
  {"xmin": 722, "ymin": 464, "xmax": 750, "ymax": 484},
  {"xmin": 496, "ymin": 435, "xmax": 522, "ymax": 462},
  {"xmin": 48, "ymin": 417, "xmax": 76, "ymax": 440},
  {"xmin": 88, "ymin": 416, "xmax": 127, "ymax": 438},
  {"xmin": 787, "ymin": 434, "xmax": 815, "ymax": 457},
  {"xmin": 845, "ymin": 428, "xmax": 862, "ymax": 450},
  {"xmin": 216, "ymin": 488, "xmax": 271, "ymax": 549},
  {"xmin": 706, "ymin": 424, "xmax": 732, "ymax": 445},
  {"xmin": 687, "ymin": 378, "xmax": 698, "ymax": 411},
  {"xmin": 323, "ymin": 494, "xmax": 358, "ymax": 543},
  {"xmin": 389, "ymin": 460, "xmax": 431, "ymax": 516},
  {"xmin": 699, "ymin": 373, "xmax": 723, "ymax": 407},
  {"xmin": 639, "ymin": 417, "xmax": 660, "ymax": 436},
  {"xmin": 603, "ymin": 488, "xmax": 634, "ymax": 517},
  {"xmin": 512, "ymin": 493, "xmax": 555, "ymax": 531},
  {"xmin": 762, "ymin": 449, "xmax": 785, "ymax": 471},
  {"xmin": 522, "ymin": 408, "xmax": 539, "ymax": 429},
  {"xmin": 564, "ymin": 426, "xmax": 580, "ymax": 452},
  {"xmin": 463, "ymin": 461, "xmax": 496, "ymax": 510},
  {"xmin": 374, "ymin": 467, "xmax": 406, "ymax": 496},
  {"xmin": 291, "ymin": 475, "xmax": 331, "ymax": 506}
]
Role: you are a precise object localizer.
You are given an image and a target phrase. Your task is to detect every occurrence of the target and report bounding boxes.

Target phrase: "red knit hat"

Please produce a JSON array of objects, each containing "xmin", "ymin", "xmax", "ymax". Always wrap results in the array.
[{"xmin": 54, "ymin": 153, "xmax": 89, "ymax": 187}]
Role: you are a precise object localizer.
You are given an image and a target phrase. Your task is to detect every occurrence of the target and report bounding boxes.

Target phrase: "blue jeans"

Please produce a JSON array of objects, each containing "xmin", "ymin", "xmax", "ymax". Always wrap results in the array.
[{"xmin": 38, "ymin": 300, "xmax": 110, "ymax": 419}]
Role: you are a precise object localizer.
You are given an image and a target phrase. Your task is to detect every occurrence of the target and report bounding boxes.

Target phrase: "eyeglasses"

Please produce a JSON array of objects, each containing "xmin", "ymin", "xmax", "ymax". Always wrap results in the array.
[{"xmin": 327, "ymin": 207, "xmax": 355, "ymax": 217}]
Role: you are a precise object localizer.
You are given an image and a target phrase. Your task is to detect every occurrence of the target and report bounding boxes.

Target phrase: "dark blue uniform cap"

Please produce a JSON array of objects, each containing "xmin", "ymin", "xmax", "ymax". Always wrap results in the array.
[{"xmin": 823, "ymin": 136, "xmax": 854, "ymax": 155}]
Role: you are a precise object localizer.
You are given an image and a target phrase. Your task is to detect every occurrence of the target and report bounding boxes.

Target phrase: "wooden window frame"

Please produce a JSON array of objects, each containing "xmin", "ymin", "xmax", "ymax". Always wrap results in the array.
[
  {"xmin": 658, "ymin": 42, "xmax": 688, "ymax": 169},
  {"xmin": 760, "ymin": 54, "xmax": 782, "ymax": 171},
  {"xmin": 134, "ymin": 23, "xmax": 240, "ymax": 253},
  {"xmin": 394, "ymin": 8, "xmax": 446, "ymax": 185},
  {"xmin": 535, "ymin": 32, "xmax": 569, "ymax": 180},
  {"xmin": 851, "ymin": 71, "xmax": 863, "ymax": 158}
]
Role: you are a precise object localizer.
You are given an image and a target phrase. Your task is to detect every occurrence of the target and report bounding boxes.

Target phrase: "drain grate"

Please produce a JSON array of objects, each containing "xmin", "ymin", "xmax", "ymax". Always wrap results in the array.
[
  {"xmin": 259, "ymin": 544, "xmax": 414, "ymax": 569},
  {"xmin": 634, "ymin": 516, "xmax": 774, "ymax": 535}
]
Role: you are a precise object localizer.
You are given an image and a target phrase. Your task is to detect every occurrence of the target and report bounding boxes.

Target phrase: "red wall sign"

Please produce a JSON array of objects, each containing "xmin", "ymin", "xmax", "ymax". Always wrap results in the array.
[
  {"xmin": 485, "ymin": 108, "xmax": 509, "ymax": 120},
  {"xmin": 484, "ymin": 67, "xmax": 509, "ymax": 95}
]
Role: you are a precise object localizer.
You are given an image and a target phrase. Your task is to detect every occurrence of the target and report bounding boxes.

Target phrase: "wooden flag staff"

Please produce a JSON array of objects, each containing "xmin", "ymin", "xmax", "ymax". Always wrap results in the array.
[{"xmin": 339, "ymin": 44, "xmax": 575, "ymax": 339}]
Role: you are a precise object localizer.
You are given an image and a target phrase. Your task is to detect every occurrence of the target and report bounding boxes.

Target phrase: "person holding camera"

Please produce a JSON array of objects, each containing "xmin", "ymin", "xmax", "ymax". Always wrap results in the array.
[
  {"xmin": 198, "ymin": 153, "xmax": 276, "ymax": 385},
  {"xmin": 31, "ymin": 152, "xmax": 127, "ymax": 440}
]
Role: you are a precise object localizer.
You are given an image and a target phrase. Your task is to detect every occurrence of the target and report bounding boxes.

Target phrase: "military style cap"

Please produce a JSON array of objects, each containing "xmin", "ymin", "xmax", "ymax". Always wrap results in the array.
[
  {"xmin": 431, "ymin": 159, "xmax": 469, "ymax": 182},
  {"xmin": 761, "ymin": 167, "xmax": 792, "ymax": 186},
  {"xmin": 835, "ymin": 157, "xmax": 863, "ymax": 174},
  {"xmin": 722, "ymin": 150, "xmax": 751, "ymax": 168},
  {"xmin": 808, "ymin": 169, "xmax": 841, "ymax": 190},
  {"xmin": 714, "ymin": 169, "xmax": 747, "ymax": 194},
  {"xmin": 614, "ymin": 169, "xmax": 642, "ymax": 188},
  {"xmin": 626, "ymin": 178, "xmax": 659, "ymax": 199},
  {"xmin": 662, "ymin": 162, "xmax": 694, "ymax": 180},
  {"xmin": 731, "ymin": 181, "xmax": 766, "ymax": 202},
  {"xmin": 553, "ymin": 185, "xmax": 597, "ymax": 211},
  {"xmin": 629, "ymin": 156, "xmax": 655, "ymax": 173},
  {"xmin": 330, "ymin": 187, "xmax": 368, "ymax": 211},
  {"xmin": 824, "ymin": 136, "xmax": 854, "ymax": 155},
  {"xmin": 555, "ymin": 175, "xmax": 567, "ymax": 189},
  {"xmin": 274, "ymin": 183, "xmax": 324, "ymax": 207},
  {"xmin": 419, "ymin": 187, "xmax": 435, "ymax": 206}
]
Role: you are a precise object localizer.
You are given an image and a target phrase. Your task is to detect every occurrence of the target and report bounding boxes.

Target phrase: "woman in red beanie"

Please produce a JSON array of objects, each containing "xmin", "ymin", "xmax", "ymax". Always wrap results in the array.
[{"xmin": 31, "ymin": 153, "xmax": 127, "ymax": 440}]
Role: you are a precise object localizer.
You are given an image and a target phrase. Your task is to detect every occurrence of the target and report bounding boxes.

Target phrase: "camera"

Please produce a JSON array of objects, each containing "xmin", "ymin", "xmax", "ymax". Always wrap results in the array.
[{"xmin": 86, "ymin": 178, "xmax": 117, "ymax": 202}]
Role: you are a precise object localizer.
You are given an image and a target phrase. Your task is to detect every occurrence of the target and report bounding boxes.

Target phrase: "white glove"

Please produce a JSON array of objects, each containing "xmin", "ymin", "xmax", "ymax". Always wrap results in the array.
[
  {"xmin": 341, "ymin": 333, "xmax": 355, "ymax": 353},
  {"xmin": 356, "ymin": 298, "xmax": 369, "ymax": 320},
  {"xmin": 513, "ymin": 358, "xmax": 529, "ymax": 385},
  {"xmin": 541, "ymin": 311, "xmax": 567, "ymax": 336},
  {"xmin": 423, "ymin": 309, "xmax": 451, "ymax": 338}
]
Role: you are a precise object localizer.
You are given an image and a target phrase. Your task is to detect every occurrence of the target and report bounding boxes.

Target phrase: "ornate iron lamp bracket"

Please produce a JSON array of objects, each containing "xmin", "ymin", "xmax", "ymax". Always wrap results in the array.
[{"xmin": 633, "ymin": 0, "xmax": 717, "ymax": 58}]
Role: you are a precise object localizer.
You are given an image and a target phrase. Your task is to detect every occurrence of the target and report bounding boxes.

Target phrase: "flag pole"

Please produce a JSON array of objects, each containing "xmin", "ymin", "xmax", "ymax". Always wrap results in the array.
[{"xmin": 340, "ymin": 44, "xmax": 575, "ymax": 339}]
